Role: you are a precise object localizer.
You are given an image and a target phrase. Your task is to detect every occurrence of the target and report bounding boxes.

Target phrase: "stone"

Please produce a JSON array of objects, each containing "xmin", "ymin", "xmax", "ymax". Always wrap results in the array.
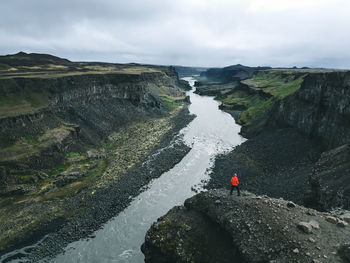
[
  {"xmin": 287, "ymin": 201, "xmax": 296, "ymax": 208},
  {"xmin": 340, "ymin": 214, "xmax": 350, "ymax": 223},
  {"xmin": 87, "ymin": 150, "xmax": 106, "ymax": 159},
  {"xmin": 107, "ymin": 133, "xmax": 121, "ymax": 142},
  {"xmin": 338, "ymin": 244, "xmax": 350, "ymax": 262},
  {"xmin": 308, "ymin": 237, "xmax": 316, "ymax": 243},
  {"xmin": 309, "ymin": 220, "xmax": 320, "ymax": 229},
  {"xmin": 293, "ymin": 248, "xmax": 299, "ymax": 254},
  {"xmin": 297, "ymin": 222, "xmax": 312, "ymax": 234},
  {"xmin": 336, "ymin": 220, "xmax": 348, "ymax": 228},
  {"xmin": 325, "ymin": 216, "xmax": 337, "ymax": 224},
  {"xmin": 38, "ymin": 172, "xmax": 49, "ymax": 180},
  {"xmin": 215, "ymin": 199, "xmax": 222, "ymax": 205},
  {"xmin": 307, "ymin": 210, "xmax": 317, "ymax": 216}
]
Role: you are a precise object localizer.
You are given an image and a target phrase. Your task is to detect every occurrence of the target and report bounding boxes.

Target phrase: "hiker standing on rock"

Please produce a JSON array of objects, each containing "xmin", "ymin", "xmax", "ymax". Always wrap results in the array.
[{"xmin": 230, "ymin": 173, "xmax": 240, "ymax": 196}]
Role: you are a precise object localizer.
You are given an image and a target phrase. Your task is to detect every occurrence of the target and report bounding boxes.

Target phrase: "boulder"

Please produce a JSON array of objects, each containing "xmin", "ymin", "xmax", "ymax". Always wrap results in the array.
[{"xmin": 87, "ymin": 150, "xmax": 106, "ymax": 159}]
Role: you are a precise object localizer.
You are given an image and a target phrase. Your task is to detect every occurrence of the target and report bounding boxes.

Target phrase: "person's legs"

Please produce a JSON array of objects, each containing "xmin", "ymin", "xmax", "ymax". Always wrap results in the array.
[
  {"xmin": 230, "ymin": 185, "xmax": 234, "ymax": 195},
  {"xmin": 236, "ymin": 186, "xmax": 240, "ymax": 196}
]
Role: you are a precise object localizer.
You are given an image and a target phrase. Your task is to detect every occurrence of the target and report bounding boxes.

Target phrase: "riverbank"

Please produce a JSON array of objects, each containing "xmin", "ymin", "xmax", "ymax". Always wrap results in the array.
[{"xmin": 1, "ymin": 104, "xmax": 195, "ymax": 262}]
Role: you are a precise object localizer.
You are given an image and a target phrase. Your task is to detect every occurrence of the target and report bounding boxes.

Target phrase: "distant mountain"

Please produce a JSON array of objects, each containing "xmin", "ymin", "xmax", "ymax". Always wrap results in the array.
[
  {"xmin": 173, "ymin": 66, "xmax": 207, "ymax": 78},
  {"xmin": 200, "ymin": 64, "xmax": 271, "ymax": 82},
  {"xmin": 0, "ymin": 51, "xmax": 72, "ymax": 67}
]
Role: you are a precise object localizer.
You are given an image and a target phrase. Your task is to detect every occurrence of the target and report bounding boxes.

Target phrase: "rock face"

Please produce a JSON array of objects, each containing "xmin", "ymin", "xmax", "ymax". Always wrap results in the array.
[
  {"xmin": 271, "ymin": 72, "xmax": 350, "ymax": 149},
  {"xmin": 207, "ymin": 128, "xmax": 323, "ymax": 205},
  {"xmin": 142, "ymin": 189, "xmax": 350, "ymax": 263},
  {"xmin": 0, "ymin": 67, "xmax": 185, "ymax": 169},
  {"xmin": 305, "ymin": 144, "xmax": 350, "ymax": 210}
]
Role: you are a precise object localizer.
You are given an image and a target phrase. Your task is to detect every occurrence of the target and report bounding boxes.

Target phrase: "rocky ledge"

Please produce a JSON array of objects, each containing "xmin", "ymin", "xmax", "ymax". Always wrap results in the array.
[{"xmin": 142, "ymin": 189, "xmax": 350, "ymax": 263}]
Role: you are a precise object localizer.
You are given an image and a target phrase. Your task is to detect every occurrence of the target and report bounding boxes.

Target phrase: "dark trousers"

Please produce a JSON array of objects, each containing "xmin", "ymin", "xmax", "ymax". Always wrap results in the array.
[{"xmin": 230, "ymin": 185, "xmax": 240, "ymax": 196}]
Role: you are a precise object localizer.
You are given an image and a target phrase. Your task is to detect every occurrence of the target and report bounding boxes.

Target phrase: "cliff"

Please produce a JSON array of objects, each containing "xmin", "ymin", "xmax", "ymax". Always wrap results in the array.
[
  {"xmin": 143, "ymin": 189, "xmax": 350, "ymax": 263},
  {"xmin": 193, "ymin": 67, "xmax": 350, "ymax": 210},
  {"xmin": 271, "ymin": 72, "xmax": 350, "ymax": 148},
  {"xmin": 305, "ymin": 144, "xmax": 350, "ymax": 211},
  {"xmin": 0, "ymin": 53, "xmax": 193, "ymax": 254}
]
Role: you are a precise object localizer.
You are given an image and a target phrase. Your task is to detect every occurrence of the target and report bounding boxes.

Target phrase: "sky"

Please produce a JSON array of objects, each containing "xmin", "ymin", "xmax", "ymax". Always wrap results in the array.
[{"xmin": 1, "ymin": 0, "xmax": 350, "ymax": 68}]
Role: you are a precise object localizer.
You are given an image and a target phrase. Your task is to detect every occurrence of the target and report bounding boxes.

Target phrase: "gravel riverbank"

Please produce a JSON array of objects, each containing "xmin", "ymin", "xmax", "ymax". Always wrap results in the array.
[{"xmin": 2, "ymin": 106, "xmax": 195, "ymax": 262}]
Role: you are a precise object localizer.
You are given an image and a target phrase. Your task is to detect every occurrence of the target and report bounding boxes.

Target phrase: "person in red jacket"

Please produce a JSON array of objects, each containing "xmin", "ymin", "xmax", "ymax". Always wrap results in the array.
[{"xmin": 230, "ymin": 173, "xmax": 240, "ymax": 196}]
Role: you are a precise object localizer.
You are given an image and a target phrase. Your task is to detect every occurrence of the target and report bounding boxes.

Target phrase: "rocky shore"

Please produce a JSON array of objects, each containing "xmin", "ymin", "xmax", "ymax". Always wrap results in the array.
[{"xmin": 143, "ymin": 189, "xmax": 350, "ymax": 263}]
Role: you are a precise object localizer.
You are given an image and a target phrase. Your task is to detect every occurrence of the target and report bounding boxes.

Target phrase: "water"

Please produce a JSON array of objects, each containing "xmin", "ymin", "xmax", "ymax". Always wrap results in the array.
[{"xmin": 2, "ymin": 77, "xmax": 245, "ymax": 263}]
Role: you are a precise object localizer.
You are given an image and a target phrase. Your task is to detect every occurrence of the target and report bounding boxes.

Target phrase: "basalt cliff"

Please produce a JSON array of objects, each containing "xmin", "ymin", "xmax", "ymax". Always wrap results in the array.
[
  {"xmin": 195, "ymin": 67, "xmax": 350, "ymax": 210},
  {"xmin": 0, "ymin": 52, "xmax": 192, "ymax": 256}
]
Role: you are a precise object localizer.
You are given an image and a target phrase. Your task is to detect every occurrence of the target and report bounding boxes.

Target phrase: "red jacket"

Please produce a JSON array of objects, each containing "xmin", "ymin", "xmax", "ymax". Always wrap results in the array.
[{"xmin": 231, "ymin": 176, "xmax": 239, "ymax": 186}]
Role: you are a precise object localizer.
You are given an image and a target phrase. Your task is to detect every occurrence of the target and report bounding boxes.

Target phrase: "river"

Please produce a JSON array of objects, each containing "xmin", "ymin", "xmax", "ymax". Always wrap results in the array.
[{"xmin": 3, "ymin": 77, "xmax": 245, "ymax": 263}]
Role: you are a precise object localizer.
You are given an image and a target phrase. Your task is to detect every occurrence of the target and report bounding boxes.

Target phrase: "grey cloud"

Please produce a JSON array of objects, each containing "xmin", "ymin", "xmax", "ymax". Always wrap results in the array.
[{"xmin": 1, "ymin": 0, "xmax": 350, "ymax": 68}]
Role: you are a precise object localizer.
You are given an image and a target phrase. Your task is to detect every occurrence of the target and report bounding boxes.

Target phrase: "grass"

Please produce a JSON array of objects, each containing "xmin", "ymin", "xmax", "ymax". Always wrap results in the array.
[
  {"xmin": 0, "ymin": 91, "xmax": 48, "ymax": 118},
  {"xmin": 24, "ymin": 135, "xmax": 41, "ymax": 146},
  {"xmin": 66, "ymin": 152, "xmax": 80, "ymax": 158},
  {"xmin": 159, "ymin": 94, "xmax": 184, "ymax": 111},
  {"xmin": 0, "ymin": 65, "xmax": 161, "ymax": 80},
  {"xmin": 244, "ymin": 71, "xmax": 305, "ymax": 99},
  {"xmin": 217, "ymin": 71, "xmax": 306, "ymax": 126},
  {"xmin": 238, "ymin": 98, "xmax": 274, "ymax": 125}
]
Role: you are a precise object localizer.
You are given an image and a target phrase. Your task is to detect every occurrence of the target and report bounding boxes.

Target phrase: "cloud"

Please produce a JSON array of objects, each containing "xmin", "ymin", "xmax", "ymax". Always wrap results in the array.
[{"xmin": 0, "ymin": 0, "xmax": 349, "ymax": 68}]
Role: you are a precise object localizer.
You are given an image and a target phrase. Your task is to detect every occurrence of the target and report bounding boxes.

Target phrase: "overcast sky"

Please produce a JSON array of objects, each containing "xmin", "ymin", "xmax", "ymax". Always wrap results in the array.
[{"xmin": 1, "ymin": 0, "xmax": 350, "ymax": 68}]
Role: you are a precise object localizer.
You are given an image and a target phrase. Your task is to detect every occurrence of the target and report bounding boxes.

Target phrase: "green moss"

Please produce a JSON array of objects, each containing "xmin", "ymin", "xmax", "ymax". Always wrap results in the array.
[
  {"xmin": 0, "ymin": 91, "xmax": 48, "ymax": 118},
  {"xmin": 66, "ymin": 152, "xmax": 80, "ymax": 158},
  {"xmin": 46, "ymin": 163, "xmax": 69, "ymax": 176},
  {"xmin": 243, "ymin": 71, "xmax": 305, "ymax": 99},
  {"xmin": 238, "ymin": 98, "xmax": 274, "ymax": 125},
  {"xmin": 41, "ymin": 159, "xmax": 107, "ymax": 201},
  {"xmin": 159, "ymin": 94, "xmax": 183, "ymax": 111},
  {"xmin": 215, "ymin": 71, "xmax": 306, "ymax": 126},
  {"xmin": 0, "ymin": 63, "xmax": 10, "ymax": 70},
  {"xmin": 24, "ymin": 135, "xmax": 40, "ymax": 146},
  {"xmin": 19, "ymin": 174, "xmax": 38, "ymax": 184}
]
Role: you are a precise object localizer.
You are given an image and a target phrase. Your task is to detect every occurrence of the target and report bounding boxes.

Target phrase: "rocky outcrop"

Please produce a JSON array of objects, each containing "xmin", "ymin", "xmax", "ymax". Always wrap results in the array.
[
  {"xmin": 271, "ymin": 72, "xmax": 350, "ymax": 149},
  {"xmin": 143, "ymin": 189, "xmax": 350, "ymax": 263}
]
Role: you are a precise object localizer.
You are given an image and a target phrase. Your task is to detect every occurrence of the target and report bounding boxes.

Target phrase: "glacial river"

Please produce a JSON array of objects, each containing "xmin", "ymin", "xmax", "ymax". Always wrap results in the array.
[{"xmin": 3, "ymin": 77, "xmax": 245, "ymax": 263}]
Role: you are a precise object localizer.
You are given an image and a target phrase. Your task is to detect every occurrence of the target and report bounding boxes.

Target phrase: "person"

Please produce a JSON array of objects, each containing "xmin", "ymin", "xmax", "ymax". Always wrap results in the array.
[{"xmin": 230, "ymin": 173, "xmax": 240, "ymax": 196}]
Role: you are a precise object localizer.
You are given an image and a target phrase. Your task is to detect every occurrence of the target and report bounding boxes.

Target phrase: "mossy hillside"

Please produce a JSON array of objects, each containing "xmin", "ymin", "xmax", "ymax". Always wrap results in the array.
[
  {"xmin": 0, "ymin": 125, "xmax": 76, "ymax": 164},
  {"xmin": 242, "ymin": 71, "xmax": 305, "ymax": 99},
  {"xmin": 217, "ymin": 71, "xmax": 305, "ymax": 126},
  {"xmin": 0, "ymin": 91, "xmax": 48, "ymax": 118}
]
